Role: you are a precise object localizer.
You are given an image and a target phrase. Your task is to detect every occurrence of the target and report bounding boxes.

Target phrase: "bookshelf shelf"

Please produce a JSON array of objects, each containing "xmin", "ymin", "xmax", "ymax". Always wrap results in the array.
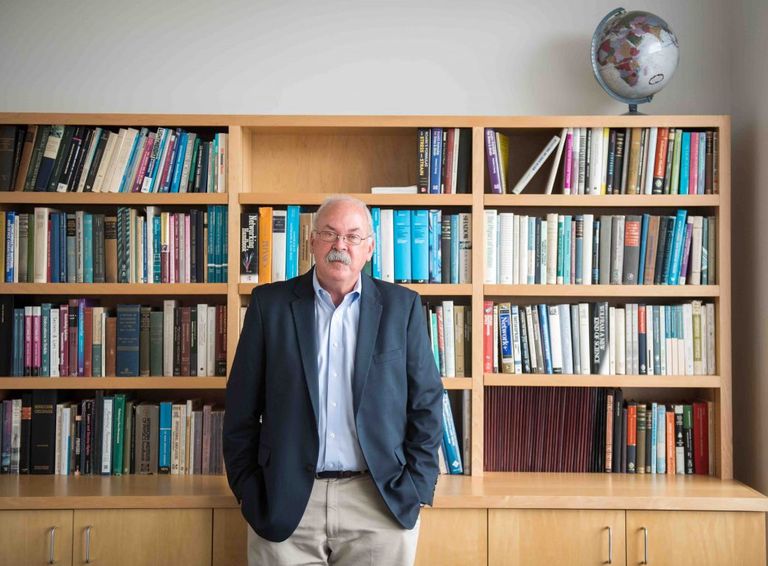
[
  {"xmin": 442, "ymin": 378, "xmax": 473, "ymax": 390},
  {"xmin": 239, "ymin": 193, "xmax": 473, "ymax": 207},
  {"xmin": 1, "ymin": 283, "xmax": 229, "ymax": 295},
  {"xmin": 484, "ymin": 284, "xmax": 720, "ymax": 298},
  {"xmin": 0, "ymin": 377, "xmax": 228, "ymax": 390},
  {"xmin": 238, "ymin": 282, "xmax": 474, "ymax": 296},
  {"xmin": 484, "ymin": 373, "xmax": 722, "ymax": 389},
  {"xmin": 0, "ymin": 192, "xmax": 228, "ymax": 205},
  {"xmin": 485, "ymin": 194, "xmax": 720, "ymax": 208}
]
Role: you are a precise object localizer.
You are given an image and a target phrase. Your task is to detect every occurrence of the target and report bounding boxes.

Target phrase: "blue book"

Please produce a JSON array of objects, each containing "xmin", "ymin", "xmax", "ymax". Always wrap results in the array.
[
  {"xmin": 428, "ymin": 209, "xmax": 441, "ymax": 283},
  {"xmin": 697, "ymin": 132, "xmax": 706, "ymax": 195},
  {"xmin": 13, "ymin": 309, "xmax": 23, "ymax": 376},
  {"xmin": 5, "ymin": 212, "xmax": 14, "ymax": 282},
  {"xmin": 118, "ymin": 128, "xmax": 145, "ymax": 193},
  {"xmin": 652, "ymin": 305, "xmax": 662, "ymax": 375},
  {"xmin": 450, "ymin": 214, "xmax": 460, "ymax": 284},
  {"xmin": 115, "ymin": 303, "xmax": 140, "ymax": 377},
  {"xmin": 393, "ymin": 210, "xmax": 412, "ymax": 283},
  {"xmin": 410, "ymin": 210, "xmax": 429, "ymax": 283},
  {"xmin": 667, "ymin": 209, "xmax": 688, "ymax": 284},
  {"xmin": 58, "ymin": 211, "xmax": 67, "ymax": 282},
  {"xmin": 50, "ymin": 213, "xmax": 60, "ymax": 283},
  {"xmin": 430, "ymin": 312, "xmax": 439, "ymax": 370},
  {"xmin": 161, "ymin": 129, "xmax": 181, "ymax": 193},
  {"xmin": 221, "ymin": 206, "xmax": 228, "ymax": 282},
  {"xmin": 679, "ymin": 132, "xmax": 691, "ymax": 195},
  {"xmin": 441, "ymin": 391, "xmax": 463, "ymax": 474},
  {"xmin": 656, "ymin": 403, "xmax": 666, "ymax": 473},
  {"xmin": 207, "ymin": 206, "xmax": 215, "ymax": 283},
  {"xmin": 537, "ymin": 304, "xmax": 554, "ymax": 374},
  {"xmin": 527, "ymin": 216, "xmax": 536, "ymax": 284},
  {"xmin": 556, "ymin": 215, "xmax": 565, "ymax": 283},
  {"xmin": 562, "ymin": 215, "xmax": 572, "ymax": 285},
  {"xmin": 650, "ymin": 401, "xmax": 658, "ymax": 474},
  {"xmin": 170, "ymin": 131, "xmax": 188, "ymax": 193},
  {"xmin": 498, "ymin": 305, "xmax": 513, "ymax": 372},
  {"xmin": 285, "ymin": 205, "xmax": 300, "ymax": 279},
  {"xmin": 429, "ymin": 128, "xmax": 443, "ymax": 194},
  {"xmin": 77, "ymin": 299, "xmax": 92, "ymax": 375},
  {"xmin": 371, "ymin": 208, "xmax": 381, "ymax": 280},
  {"xmin": 148, "ymin": 128, "xmax": 169, "ymax": 193},
  {"xmin": 637, "ymin": 213, "xmax": 650, "ymax": 284},
  {"xmin": 66, "ymin": 213, "xmax": 76, "ymax": 283},
  {"xmin": 574, "ymin": 215, "xmax": 584, "ymax": 284},
  {"xmin": 152, "ymin": 216, "xmax": 161, "ymax": 283},
  {"xmin": 159, "ymin": 401, "xmax": 172, "ymax": 473},
  {"xmin": 41, "ymin": 304, "xmax": 50, "ymax": 376},
  {"xmin": 83, "ymin": 213, "xmax": 94, "ymax": 283}
]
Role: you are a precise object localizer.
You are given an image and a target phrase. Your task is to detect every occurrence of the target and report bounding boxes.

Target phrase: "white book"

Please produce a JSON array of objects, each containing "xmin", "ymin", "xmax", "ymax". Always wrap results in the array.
[
  {"xmin": 539, "ymin": 219, "xmax": 548, "ymax": 285},
  {"xmin": 92, "ymin": 131, "xmax": 119, "ymax": 193},
  {"xmin": 239, "ymin": 306, "xmax": 247, "ymax": 333},
  {"xmin": 609, "ymin": 306, "xmax": 617, "ymax": 374},
  {"xmin": 197, "ymin": 304, "xmax": 208, "ymax": 376},
  {"xmin": 643, "ymin": 127, "xmax": 658, "ymax": 195},
  {"xmin": 510, "ymin": 305, "xmax": 523, "ymax": 374},
  {"xmin": 518, "ymin": 215, "xmax": 528, "ymax": 285},
  {"xmin": 582, "ymin": 214, "xmax": 594, "ymax": 285},
  {"xmin": 380, "ymin": 209, "xmax": 395, "ymax": 283},
  {"xmin": 589, "ymin": 127, "xmax": 603, "ymax": 195},
  {"xmin": 631, "ymin": 303, "xmax": 639, "ymax": 374},
  {"xmin": 570, "ymin": 127, "xmax": 580, "ymax": 192},
  {"xmin": 437, "ymin": 444, "xmax": 448, "ymax": 475},
  {"xmin": 163, "ymin": 300, "xmax": 178, "ymax": 376},
  {"xmin": 692, "ymin": 300, "xmax": 704, "ymax": 375},
  {"xmin": 578, "ymin": 303, "xmax": 591, "ymax": 375},
  {"xmin": 10, "ymin": 399, "xmax": 21, "ymax": 473},
  {"xmin": 109, "ymin": 127, "xmax": 140, "ymax": 193},
  {"xmin": 677, "ymin": 307, "xmax": 685, "ymax": 375},
  {"xmin": 458, "ymin": 213, "xmax": 472, "ymax": 284},
  {"xmin": 674, "ymin": 405, "xmax": 685, "ymax": 474},
  {"xmin": 179, "ymin": 133, "xmax": 197, "ymax": 193},
  {"xmin": 75, "ymin": 127, "xmax": 103, "ymax": 193},
  {"xmin": 546, "ymin": 214, "xmax": 558, "ymax": 284},
  {"xmin": 659, "ymin": 305, "xmax": 667, "ymax": 375},
  {"xmin": 547, "ymin": 305, "xmax": 563, "ymax": 374},
  {"xmin": 33, "ymin": 207, "xmax": 50, "ymax": 282},
  {"xmin": 370, "ymin": 185, "xmax": 418, "ymax": 194},
  {"xmin": 690, "ymin": 216, "xmax": 704, "ymax": 285},
  {"xmin": 102, "ymin": 398, "xmax": 113, "ymax": 475},
  {"xmin": 705, "ymin": 303, "xmax": 716, "ymax": 375},
  {"xmin": 484, "ymin": 210, "xmax": 498, "ymax": 284},
  {"xmin": 527, "ymin": 217, "xmax": 536, "ymax": 284},
  {"xmin": 559, "ymin": 304, "xmax": 573, "ymax": 374},
  {"xmin": 569, "ymin": 304, "xmax": 581, "ymax": 374},
  {"xmin": 101, "ymin": 128, "xmax": 127, "ymax": 193},
  {"xmin": 216, "ymin": 132, "xmax": 228, "ymax": 193},
  {"xmin": 498, "ymin": 213, "xmax": 515, "ymax": 284},
  {"xmin": 50, "ymin": 308, "xmax": 60, "ymax": 377},
  {"xmin": 683, "ymin": 302, "xmax": 694, "ymax": 375},
  {"xmin": 511, "ymin": 134, "xmax": 561, "ymax": 194},
  {"xmin": 171, "ymin": 404, "xmax": 181, "ymax": 474},
  {"xmin": 510, "ymin": 214, "xmax": 520, "ymax": 284},
  {"xmin": 646, "ymin": 306, "xmax": 655, "ymax": 376},
  {"xmin": 442, "ymin": 301, "xmax": 456, "ymax": 378},
  {"xmin": 123, "ymin": 132, "xmax": 147, "ymax": 193},
  {"xmin": 544, "ymin": 128, "xmax": 568, "ymax": 195},
  {"xmin": 616, "ymin": 307, "xmax": 626, "ymax": 375},
  {"xmin": 207, "ymin": 305, "xmax": 216, "ymax": 376}
]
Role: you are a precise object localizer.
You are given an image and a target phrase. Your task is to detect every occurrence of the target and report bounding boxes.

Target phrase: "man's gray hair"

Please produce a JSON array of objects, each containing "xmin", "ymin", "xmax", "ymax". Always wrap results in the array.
[{"xmin": 312, "ymin": 195, "xmax": 374, "ymax": 237}]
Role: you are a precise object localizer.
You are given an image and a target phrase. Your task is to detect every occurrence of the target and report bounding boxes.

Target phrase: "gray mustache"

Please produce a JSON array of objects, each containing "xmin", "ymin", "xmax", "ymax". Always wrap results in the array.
[{"xmin": 326, "ymin": 250, "xmax": 351, "ymax": 265}]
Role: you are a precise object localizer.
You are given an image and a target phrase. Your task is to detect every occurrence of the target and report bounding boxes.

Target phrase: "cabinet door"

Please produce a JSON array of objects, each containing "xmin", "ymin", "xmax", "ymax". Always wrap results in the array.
[
  {"xmin": 73, "ymin": 509, "xmax": 212, "ymax": 566},
  {"xmin": 0, "ymin": 510, "xmax": 73, "ymax": 566},
  {"xmin": 626, "ymin": 510, "xmax": 766, "ymax": 566},
  {"xmin": 213, "ymin": 508, "xmax": 247, "ymax": 566},
  {"xmin": 489, "ymin": 509, "xmax": 625, "ymax": 566},
  {"xmin": 415, "ymin": 508, "xmax": 487, "ymax": 566}
]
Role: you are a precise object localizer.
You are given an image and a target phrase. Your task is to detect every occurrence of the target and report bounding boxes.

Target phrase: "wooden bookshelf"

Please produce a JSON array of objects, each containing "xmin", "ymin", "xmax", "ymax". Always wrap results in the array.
[
  {"xmin": 484, "ymin": 373, "xmax": 723, "ymax": 389},
  {"xmin": 484, "ymin": 284, "xmax": 720, "ymax": 298},
  {"xmin": 0, "ymin": 283, "xmax": 228, "ymax": 295}
]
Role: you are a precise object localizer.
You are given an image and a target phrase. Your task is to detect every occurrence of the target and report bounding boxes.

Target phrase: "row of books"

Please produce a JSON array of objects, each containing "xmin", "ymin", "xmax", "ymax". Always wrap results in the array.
[
  {"xmin": 484, "ymin": 301, "xmax": 716, "ymax": 376},
  {"xmin": 0, "ymin": 125, "xmax": 228, "ymax": 193},
  {"xmin": 485, "ymin": 126, "xmax": 720, "ymax": 195},
  {"xmin": 2, "ymin": 206, "xmax": 227, "ymax": 284},
  {"xmin": 484, "ymin": 210, "xmax": 717, "ymax": 286},
  {"xmin": 484, "ymin": 387, "xmax": 713, "ymax": 475},
  {"xmin": 425, "ymin": 302, "xmax": 471, "ymax": 378},
  {"xmin": 416, "ymin": 128, "xmax": 471, "ymax": 194},
  {"xmin": 437, "ymin": 390, "xmax": 470, "ymax": 475},
  {"xmin": 0, "ymin": 391, "xmax": 224, "ymax": 475},
  {"xmin": 240, "ymin": 207, "xmax": 473, "ymax": 285},
  {"xmin": 4, "ymin": 299, "xmax": 227, "ymax": 378}
]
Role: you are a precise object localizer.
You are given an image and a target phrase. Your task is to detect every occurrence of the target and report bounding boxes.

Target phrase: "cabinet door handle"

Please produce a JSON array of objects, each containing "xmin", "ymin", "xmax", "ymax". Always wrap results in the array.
[
  {"xmin": 48, "ymin": 527, "xmax": 56, "ymax": 564},
  {"xmin": 84, "ymin": 526, "xmax": 93, "ymax": 564},
  {"xmin": 605, "ymin": 525, "xmax": 612, "ymax": 564},
  {"xmin": 641, "ymin": 526, "xmax": 648, "ymax": 564}
]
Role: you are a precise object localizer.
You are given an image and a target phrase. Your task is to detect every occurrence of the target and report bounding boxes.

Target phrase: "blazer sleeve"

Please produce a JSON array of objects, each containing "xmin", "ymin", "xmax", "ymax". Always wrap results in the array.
[
  {"xmin": 403, "ymin": 292, "xmax": 444, "ymax": 505},
  {"xmin": 223, "ymin": 291, "xmax": 266, "ymax": 503}
]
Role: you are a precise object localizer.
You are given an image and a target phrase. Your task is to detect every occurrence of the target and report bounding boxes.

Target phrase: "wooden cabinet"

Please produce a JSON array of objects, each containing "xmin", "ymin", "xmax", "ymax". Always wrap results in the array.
[
  {"xmin": 213, "ymin": 508, "xmax": 247, "ymax": 566},
  {"xmin": 489, "ymin": 509, "xmax": 625, "ymax": 566},
  {"xmin": 415, "ymin": 508, "xmax": 488, "ymax": 566},
  {"xmin": 626, "ymin": 510, "xmax": 766, "ymax": 566},
  {"xmin": 72, "ymin": 509, "xmax": 211, "ymax": 566},
  {"xmin": 0, "ymin": 510, "xmax": 73, "ymax": 566}
]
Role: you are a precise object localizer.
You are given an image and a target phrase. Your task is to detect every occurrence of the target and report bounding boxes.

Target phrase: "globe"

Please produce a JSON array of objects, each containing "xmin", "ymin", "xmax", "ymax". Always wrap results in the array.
[{"xmin": 591, "ymin": 8, "xmax": 680, "ymax": 113}]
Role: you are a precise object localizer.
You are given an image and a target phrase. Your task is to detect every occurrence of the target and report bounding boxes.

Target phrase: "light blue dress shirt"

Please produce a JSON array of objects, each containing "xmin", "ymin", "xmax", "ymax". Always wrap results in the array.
[{"xmin": 313, "ymin": 271, "xmax": 367, "ymax": 472}]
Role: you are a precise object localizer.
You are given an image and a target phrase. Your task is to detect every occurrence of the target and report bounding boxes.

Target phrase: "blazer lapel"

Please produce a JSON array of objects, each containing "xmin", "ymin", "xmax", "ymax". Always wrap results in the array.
[
  {"xmin": 353, "ymin": 275, "xmax": 382, "ymax": 416},
  {"xmin": 291, "ymin": 271, "xmax": 320, "ymax": 424}
]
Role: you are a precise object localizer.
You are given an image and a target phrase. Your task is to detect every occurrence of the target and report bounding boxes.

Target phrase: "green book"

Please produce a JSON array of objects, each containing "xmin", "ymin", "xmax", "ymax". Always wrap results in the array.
[
  {"xmin": 123, "ymin": 399, "xmax": 134, "ymax": 475},
  {"xmin": 149, "ymin": 311, "xmax": 164, "ymax": 377},
  {"xmin": 112, "ymin": 393, "xmax": 126, "ymax": 476},
  {"xmin": 670, "ymin": 128, "xmax": 683, "ymax": 194}
]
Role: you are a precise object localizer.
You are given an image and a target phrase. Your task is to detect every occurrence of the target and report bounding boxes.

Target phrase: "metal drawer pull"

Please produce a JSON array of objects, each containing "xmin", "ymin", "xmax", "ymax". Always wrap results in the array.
[
  {"xmin": 85, "ymin": 526, "xmax": 93, "ymax": 564},
  {"xmin": 606, "ymin": 525, "xmax": 612, "ymax": 564},
  {"xmin": 48, "ymin": 527, "xmax": 56, "ymax": 564},
  {"xmin": 641, "ymin": 526, "xmax": 649, "ymax": 564}
]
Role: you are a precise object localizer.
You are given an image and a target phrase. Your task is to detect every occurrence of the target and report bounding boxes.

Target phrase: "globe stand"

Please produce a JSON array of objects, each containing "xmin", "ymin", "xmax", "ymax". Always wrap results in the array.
[{"xmin": 625, "ymin": 104, "xmax": 644, "ymax": 116}]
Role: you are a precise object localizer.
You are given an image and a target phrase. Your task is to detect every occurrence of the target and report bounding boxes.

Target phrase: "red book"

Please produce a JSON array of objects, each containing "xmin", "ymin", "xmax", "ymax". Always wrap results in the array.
[
  {"xmin": 32, "ymin": 307, "xmax": 41, "ymax": 376},
  {"xmin": 693, "ymin": 401, "xmax": 709, "ymax": 475},
  {"xmin": 652, "ymin": 127, "xmax": 669, "ymax": 193},
  {"xmin": 68, "ymin": 299, "xmax": 78, "ymax": 376},
  {"xmin": 689, "ymin": 132, "xmax": 700, "ymax": 195},
  {"xmin": 24, "ymin": 308, "xmax": 32, "ymax": 375},
  {"xmin": 666, "ymin": 408, "xmax": 676, "ymax": 474},
  {"xmin": 483, "ymin": 301, "xmax": 494, "ymax": 373}
]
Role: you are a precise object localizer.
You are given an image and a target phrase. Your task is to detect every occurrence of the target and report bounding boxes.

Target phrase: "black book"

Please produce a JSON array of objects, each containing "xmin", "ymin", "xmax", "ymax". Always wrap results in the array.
[
  {"xmin": 620, "ymin": 406, "xmax": 628, "ymax": 473},
  {"xmin": 612, "ymin": 388, "xmax": 624, "ymax": 473},
  {"xmin": 47, "ymin": 125, "xmax": 76, "ymax": 192},
  {"xmin": 653, "ymin": 216, "xmax": 670, "ymax": 285},
  {"xmin": 440, "ymin": 215, "xmax": 451, "ymax": 283},
  {"xmin": 658, "ymin": 215, "xmax": 677, "ymax": 285},
  {"xmin": 606, "ymin": 129, "xmax": 617, "ymax": 194},
  {"xmin": 20, "ymin": 393, "xmax": 32, "ymax": 474},
  {"xmin": 0, "ymin": 296, "xmax": 14, "ymax": 376},
  {"xmin": 613, "ymin": 130, "xmax": 626, "ymax": 194},
  {"xmin": 83, "ymin": 130, "xmax": 108, "ymax": 192},
  {"xmin": 519, "ymin": 307, "xmax": 531, "ymax": 374},
  {"xmin": 57, "ymin": 126, "xmax": 84, "ymax": 192},
  {"xmin": 455, "ymin": 129, "xmax": 472, "ymax": 194},
  {"xmin": 69, "ymin": 127, "xmax": 94, "ymax": 192},
  {"xmin": 92, "ymin": 391, "xmax": 103, "ymax": 477},
  {"xmin": 0, "ymin": 125, "xmax": 18, "ymax": 191},
  {"xmin": 10, "ymin": 126, "xmax": 26, "ymax": 189},
  {"xmin": 30, "ymin": 390, "xmax": 57, "ymax": 474}
]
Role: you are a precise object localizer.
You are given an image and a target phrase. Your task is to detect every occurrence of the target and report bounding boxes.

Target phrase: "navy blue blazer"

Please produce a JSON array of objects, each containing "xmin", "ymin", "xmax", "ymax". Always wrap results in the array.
[{"xmin": 223, "ymin": 270, "xmax": 443, "ymax": 542}]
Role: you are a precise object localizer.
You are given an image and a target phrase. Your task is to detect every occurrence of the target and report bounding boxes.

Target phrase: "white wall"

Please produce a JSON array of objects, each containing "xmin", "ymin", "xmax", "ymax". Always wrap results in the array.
[{"xmin": 0, "ymin": 0, "xmax": 730, "ymax": 115}]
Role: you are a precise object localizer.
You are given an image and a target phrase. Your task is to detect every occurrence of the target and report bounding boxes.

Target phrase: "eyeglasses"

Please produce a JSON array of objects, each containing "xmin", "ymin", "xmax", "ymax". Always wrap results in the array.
[{"xmin": 313, "ymin": 230, "xmax": 371, "ymax": 246}]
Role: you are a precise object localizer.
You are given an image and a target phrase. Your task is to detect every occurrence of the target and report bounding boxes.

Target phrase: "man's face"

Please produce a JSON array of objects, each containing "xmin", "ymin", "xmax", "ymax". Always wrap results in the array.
[{"xmin": 311, "ymin": 201, "xmax": 374, "ymax": 290}]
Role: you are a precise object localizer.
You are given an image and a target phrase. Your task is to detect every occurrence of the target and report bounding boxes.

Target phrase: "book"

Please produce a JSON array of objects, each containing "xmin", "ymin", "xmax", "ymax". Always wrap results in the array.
[{"xmin": 511, "ymin": 135, "xmax": 561, "ymax": 194}]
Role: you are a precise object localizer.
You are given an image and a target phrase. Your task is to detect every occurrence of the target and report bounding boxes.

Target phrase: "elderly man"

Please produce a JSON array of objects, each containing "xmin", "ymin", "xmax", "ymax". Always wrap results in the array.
[{"xmin": 224, "ymin": 195, "xmax": 443, "ymax": 565}]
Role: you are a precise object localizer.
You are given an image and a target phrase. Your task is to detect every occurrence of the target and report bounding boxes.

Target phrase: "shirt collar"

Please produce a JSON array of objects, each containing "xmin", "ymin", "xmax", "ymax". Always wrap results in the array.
[{"xmin": 312, "ymin": 270, "xmax": 362, "ymax": 304}]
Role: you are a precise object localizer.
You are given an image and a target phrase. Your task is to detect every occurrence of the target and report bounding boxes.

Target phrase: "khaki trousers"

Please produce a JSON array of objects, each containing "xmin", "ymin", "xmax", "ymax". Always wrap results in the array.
[{"xmin": 247, "ymin": 474, "xmax": 420, "ymax": 565}]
